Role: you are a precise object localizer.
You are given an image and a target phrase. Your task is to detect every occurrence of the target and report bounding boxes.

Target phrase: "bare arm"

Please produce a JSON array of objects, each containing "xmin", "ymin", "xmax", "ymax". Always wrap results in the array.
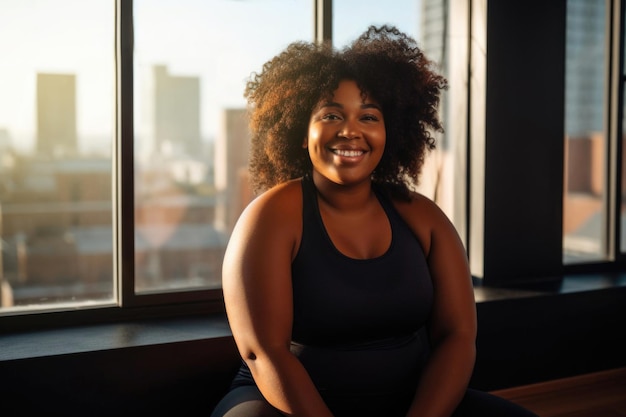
[
  {"xmin": 397, "ymin": 197, "xmax": 477, "ymax": 417},
  {"xmin": 222, "ymin": 183, "xmax": 334, "ymax": 417}
]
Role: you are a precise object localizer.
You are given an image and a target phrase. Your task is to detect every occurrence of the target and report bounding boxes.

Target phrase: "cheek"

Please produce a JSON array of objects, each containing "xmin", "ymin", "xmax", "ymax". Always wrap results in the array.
[
  {"xmin": 372, "ymin": 128, "xmax": 387, "ymax": 149},
  {"xmin": 306, "ymin": 127, "xmax": 323, "ymax": 148}
]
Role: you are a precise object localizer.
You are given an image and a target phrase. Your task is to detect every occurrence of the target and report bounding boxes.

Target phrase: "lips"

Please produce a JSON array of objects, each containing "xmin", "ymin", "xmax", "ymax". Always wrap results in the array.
[{"xmin": 330, "ymin": 148, "xmax": 366, "ymax": 157}]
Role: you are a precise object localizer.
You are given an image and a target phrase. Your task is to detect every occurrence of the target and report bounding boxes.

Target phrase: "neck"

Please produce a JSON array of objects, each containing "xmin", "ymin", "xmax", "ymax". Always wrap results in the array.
[{"xmin": 311, "ymin": 172, "xmax": 374, "ymax": 212}]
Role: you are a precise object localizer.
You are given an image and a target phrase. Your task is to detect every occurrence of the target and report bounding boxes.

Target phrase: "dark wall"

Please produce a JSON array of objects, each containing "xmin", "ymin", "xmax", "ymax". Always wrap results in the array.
[
  {"xmin": 471, "ymin": 286, "xmax": 626, "ymax": 390},
  {"xmin": 1, "ymin": 336, "xmax": 240, "ymax": 416}
]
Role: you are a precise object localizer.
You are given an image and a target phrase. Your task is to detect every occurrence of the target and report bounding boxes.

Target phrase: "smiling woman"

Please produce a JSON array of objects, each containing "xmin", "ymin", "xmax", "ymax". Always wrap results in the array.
[
  {"xmin": 211, "ymin": 25, "xmax": 539, "ymax": 417},
  {"xmin": 305, "ymin": 80, "xmax": 386, "ymax": 187}
]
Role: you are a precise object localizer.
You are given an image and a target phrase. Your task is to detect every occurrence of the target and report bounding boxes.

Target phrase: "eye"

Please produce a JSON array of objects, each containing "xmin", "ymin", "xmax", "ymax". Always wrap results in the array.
[
  {"xmin": 321, "ymin": 113, "xmax": 342, "ymax": 121},
  {"xmin": 361, "ymin": 114, "xmax": 380, "ymax": 122}
]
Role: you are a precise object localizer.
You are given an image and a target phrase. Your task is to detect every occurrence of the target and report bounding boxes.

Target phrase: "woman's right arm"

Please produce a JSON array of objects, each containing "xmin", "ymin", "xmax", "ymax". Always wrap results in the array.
[{"xmin": 222, "ymin": 183, "xmax": 334, "ymax": 417}]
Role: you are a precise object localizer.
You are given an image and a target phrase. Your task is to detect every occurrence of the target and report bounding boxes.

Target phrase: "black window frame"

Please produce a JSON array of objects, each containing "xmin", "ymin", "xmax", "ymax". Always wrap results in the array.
[{"xmin": 469, "ymin": 0, "xmax": 626, "ymax": 287}]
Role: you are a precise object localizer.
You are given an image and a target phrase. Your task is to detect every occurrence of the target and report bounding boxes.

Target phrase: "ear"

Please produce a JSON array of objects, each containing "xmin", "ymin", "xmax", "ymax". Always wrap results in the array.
[{"xmin": 302, "ymin": 137, "xmax": 308, "ymax": 148}]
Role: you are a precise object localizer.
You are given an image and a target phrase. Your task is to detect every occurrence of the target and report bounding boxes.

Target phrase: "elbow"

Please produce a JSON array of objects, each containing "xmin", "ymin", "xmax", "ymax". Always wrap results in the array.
[
  {"xmin": 240, "ymin": 346, "xmax": 264, "ymax": 375},
  {"xmin": 244, "ymin": 350, "xmax": 258, "ymax": 361},
  {"xmin": 239, "ymin": 344, "xmax": 262, "ymax": 365},
  {"xmin": 239, "ymin": 342, "xmax": 292, "ymax": 371}
]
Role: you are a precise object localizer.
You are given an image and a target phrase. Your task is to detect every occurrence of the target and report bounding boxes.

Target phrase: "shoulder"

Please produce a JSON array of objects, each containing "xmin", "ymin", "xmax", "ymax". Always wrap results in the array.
[
  {"xmin": 229, "ymin": 178, "xmax": 304, "ymax": 258},
  {"xmin": 390, "ymin": 191, "xmax": 456, "ymax": 257},
  {"xmin": 240, "ymin": 178, "xmax": 303, "ymax": 223}
]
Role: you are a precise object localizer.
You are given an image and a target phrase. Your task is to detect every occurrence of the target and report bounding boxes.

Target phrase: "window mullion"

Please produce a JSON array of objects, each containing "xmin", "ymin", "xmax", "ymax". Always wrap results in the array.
[
  {"xmin": 607, "ymin": 0, "xmax": 624, "ymax": 260},
  {"xmin": 116, "ymin": 0, "xmax": 136, "ymax": 306},
  {"xmin": 614, "ymin": 0, "xmax": 625, "ymax": 259}
]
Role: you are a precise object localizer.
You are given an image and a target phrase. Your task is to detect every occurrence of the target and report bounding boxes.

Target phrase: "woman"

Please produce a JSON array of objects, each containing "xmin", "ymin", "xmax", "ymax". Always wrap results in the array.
[{"xmin": 211, "ymin": 25, "xmax": 538, "ymax": 417}]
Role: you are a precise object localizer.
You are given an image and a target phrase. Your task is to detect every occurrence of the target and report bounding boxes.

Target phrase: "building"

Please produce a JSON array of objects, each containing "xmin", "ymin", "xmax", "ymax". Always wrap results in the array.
[
  {"xmin": 214, "ymin": 108, "xmax": 252, "ymax": 233},
  {"xmin": 153, "ymin": 65, "xmax": 202, "ymax": 157},
  {"xmin": 36, "ymin": 73, "xmax": 77, "ymax": 156}
]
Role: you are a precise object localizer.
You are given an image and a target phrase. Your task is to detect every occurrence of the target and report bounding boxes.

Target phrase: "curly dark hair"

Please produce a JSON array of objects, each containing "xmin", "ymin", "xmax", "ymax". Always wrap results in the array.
[{"xmin": 244, "ymin": 25, "xmax": 447, "ymax": 199}]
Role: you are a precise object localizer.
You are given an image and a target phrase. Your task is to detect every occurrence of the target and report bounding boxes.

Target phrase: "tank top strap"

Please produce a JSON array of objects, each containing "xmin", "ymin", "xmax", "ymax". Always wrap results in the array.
[
  {"xmin": 300, "ymin": 175, "xmax": 402, "ymax": 236},
  {"xmin": 300, "ymin": 174, "xmax": 316, "ymax": 208}
]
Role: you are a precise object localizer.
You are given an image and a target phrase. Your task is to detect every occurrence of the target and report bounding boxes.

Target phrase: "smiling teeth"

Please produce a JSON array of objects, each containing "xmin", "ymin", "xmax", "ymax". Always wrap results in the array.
[{"xmin": 333, "ymin": 149, "xmax": 363, "ymax": 157}]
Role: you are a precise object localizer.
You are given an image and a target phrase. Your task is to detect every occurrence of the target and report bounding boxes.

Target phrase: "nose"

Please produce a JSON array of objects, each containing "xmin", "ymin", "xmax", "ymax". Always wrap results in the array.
[{"xmin": 338, "ymin": 119, "xmax": 360, "ymax": 139}]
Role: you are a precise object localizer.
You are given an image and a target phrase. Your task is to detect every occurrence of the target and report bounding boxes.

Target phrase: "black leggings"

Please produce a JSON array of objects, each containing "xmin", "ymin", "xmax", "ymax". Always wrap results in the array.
[{"xmin": 210, "ymin": 385, "xmax": 540, "ymax": 417}]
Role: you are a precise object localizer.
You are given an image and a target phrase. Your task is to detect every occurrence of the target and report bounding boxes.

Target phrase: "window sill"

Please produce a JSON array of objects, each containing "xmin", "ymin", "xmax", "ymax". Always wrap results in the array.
[
  {"xmin": 0, "ymin": 313, "xmax": 231, "ymax": 362},
  {"xmin": 473, "ymin": 272, "xmax": 626, "ymax": 302},
  {"xmin": 1, "ymin": 272, "xmax": 625, "ymax": 363}
]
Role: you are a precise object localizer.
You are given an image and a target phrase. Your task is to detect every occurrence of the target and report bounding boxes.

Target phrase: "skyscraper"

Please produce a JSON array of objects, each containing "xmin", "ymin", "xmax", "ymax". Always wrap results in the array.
[
  {"xmin": 36, "ymin": 73, "xmax": 77, "ymax": 156},
  {"xmin": 214, "ymin": 108, "xmax": 251, "ymax": 233},
  {"xmin": 565, "ymin": 0, "xmax": 605, "ymax": 138},
  {"xmin": 153, "ymin": 65, "xmax": 202, "ymax": 156}
]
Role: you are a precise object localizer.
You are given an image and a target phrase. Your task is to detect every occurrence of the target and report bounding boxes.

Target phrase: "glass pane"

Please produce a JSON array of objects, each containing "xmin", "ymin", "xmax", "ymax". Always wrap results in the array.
[
  {"xmin": 133, "ymin": 0, "xmax": 313, "ymax": 293},
  {"xmin": 333, "ymin": 0, "xmax": 421, "ymax": 47},
  {"xmin": 563, "ymin": 0, "xmax": 608, "ymax": 263},
  {"xmin": 0, "ymin": 1, "xmax": 115, "ymax": 311},
  {"xmin": 333, "ymin": 0, "xmax": 463, "ymax": 229}
]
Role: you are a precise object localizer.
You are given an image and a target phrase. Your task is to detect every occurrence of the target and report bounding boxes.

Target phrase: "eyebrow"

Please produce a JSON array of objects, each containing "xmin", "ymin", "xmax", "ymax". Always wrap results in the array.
[{"xmin": 319, "ymin": 101, "xmax": 383, "ymax": 111}]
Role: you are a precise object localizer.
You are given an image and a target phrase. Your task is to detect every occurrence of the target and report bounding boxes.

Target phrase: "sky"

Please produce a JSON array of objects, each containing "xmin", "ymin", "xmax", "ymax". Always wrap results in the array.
[{"xmin": 0, "ymin": 0, "xmax": 420, "ymax": 153}]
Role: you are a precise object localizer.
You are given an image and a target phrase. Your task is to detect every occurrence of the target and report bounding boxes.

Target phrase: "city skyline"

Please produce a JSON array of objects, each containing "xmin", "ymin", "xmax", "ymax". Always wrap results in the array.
[{"xmin": 0, "ymin": 0, "xmax": 420, "ymax": 154}]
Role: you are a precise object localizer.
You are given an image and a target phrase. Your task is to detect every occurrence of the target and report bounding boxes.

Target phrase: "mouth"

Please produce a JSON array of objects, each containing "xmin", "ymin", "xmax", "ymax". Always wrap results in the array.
[{"xmin": 330, "ymin": 148, "xmax": 366, "ymax": 157}]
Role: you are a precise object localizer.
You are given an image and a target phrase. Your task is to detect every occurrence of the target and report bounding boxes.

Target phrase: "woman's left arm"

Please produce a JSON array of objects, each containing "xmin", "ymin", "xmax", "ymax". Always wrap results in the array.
[{"xmin": 397, "ymin": 196, "xmax": 477, "ymax": 417}]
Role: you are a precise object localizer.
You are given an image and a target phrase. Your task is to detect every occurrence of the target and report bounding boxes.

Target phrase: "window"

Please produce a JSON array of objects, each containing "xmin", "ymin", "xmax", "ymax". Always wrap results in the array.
[
  {"xmin": 1, "ymin": 0, "xmax": 457, "ymax": 322},
  {"xmin": 563, "ymin": 0, "xmax": 626, "ymax": 265},
  {"xmin": 3, "ymin": 1, "xmax": 623, "ymax": 328},
  {"xmin": 563, "ymin": 0, "xmax": 609, "ymax": 263},
  {"xmin": 0, "ymin": 0, "xmax": 314, "ymax": 317},
  {"xmin": 0, "ymin": 0, "xmax": 115, "ymax": 311},
  {"xmin": 132, "ymin": 0, "xmax": 312, "ymax": 295}
]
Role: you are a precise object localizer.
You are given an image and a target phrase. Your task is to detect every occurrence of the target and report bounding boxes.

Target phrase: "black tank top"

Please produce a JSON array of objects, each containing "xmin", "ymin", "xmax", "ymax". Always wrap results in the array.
[
  {"xmin": 291, "ymin": 174, "xmax": 433, "ymax": 346},
  {"xmin": 231, "ymin": 175, "xmax": 434, "ymax": 413}
]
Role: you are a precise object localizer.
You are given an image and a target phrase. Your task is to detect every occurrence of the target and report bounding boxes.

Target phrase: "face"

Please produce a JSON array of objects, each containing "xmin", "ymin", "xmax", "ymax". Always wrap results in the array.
[{"xmin": 304, "ymin": 79, "xmax": 386, "ymax": 187}]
